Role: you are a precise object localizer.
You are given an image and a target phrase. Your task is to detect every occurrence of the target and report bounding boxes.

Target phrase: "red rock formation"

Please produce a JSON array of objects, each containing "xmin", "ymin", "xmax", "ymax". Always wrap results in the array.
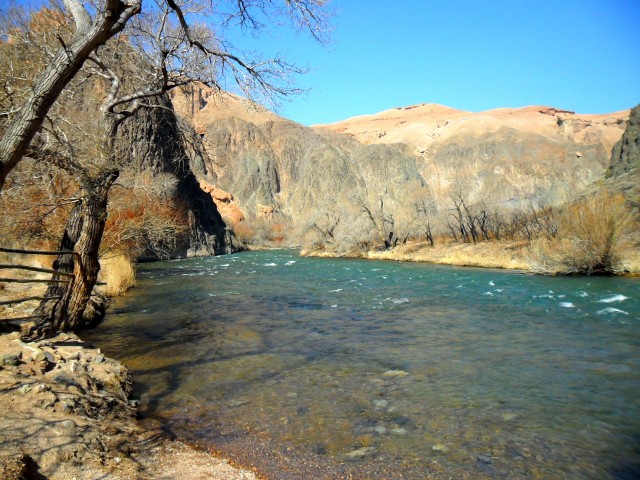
[{"xmin": 198, "ymin": 179, "xmax": 245, "ymax": 226}]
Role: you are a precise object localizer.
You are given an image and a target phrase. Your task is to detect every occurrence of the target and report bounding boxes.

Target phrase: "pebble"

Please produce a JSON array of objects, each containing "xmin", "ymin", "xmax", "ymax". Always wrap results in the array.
[
  {"xmin": 373, "ymin": 399, "xmax": 389, "ymax": 410},
  {"xmin": 476, "ymin": 454, "xmax": 494, "ymax": 474},
  {"xmin": 40, "ymin": 392, "xmax": 57, "ymax": 409},
  {"xmin": 374, "ymin": 426, "xmax": 387, "ymax": 435},
  {"xmin": 391, "ymin": 427, "xmax": 408, "ymax": 436},
  {"xmin": 58, "ymin": 419, "xmax": 77, "ymax": 433},
  {"xmin": 432, "ymin": 443, "xmax": 448, "ymax": 452},
  {"xmin": 382, "ymin": 370, "xmax": 409, "ymax": 378},
  {"xmin": 18, "ymin": 384, "xmax": 32, "ymax": 394},
  {"xmin": 345, "ymin": 446, "xmax": 376, "ymax": 460},
  {"xmin": 30, "ymin": 348, "xmax": 46, "ymax": 363},
  {"xmin": 501, "ymin": 412, "xmax": 518, "ymax": 421},
  {"xmin": 1, "ymin": 354, "xmax": 20, "ymax": 366}
]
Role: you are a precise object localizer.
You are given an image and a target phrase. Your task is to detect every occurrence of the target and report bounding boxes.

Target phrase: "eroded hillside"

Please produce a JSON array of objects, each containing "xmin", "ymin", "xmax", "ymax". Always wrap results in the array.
[{"xmin": 171, "ymin": 87, "xmax": 631, "ymax": 258}]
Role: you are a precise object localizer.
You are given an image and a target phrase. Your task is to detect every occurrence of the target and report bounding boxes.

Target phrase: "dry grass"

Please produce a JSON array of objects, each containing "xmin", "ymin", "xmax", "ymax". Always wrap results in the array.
[
  {"xmin": 303, "ymin": 241, "xmax": 531, "ymax": 271},
  {"xmin": 99, "ymin": 252, "xmax": 136, "ymax": 296},
  {"xmin": 367, "ymin": 241, "xmax": 531, "ymax": 270},
  {"xmin": 528, "ymin": 191, "xmax": 637, "ymax": 275}
]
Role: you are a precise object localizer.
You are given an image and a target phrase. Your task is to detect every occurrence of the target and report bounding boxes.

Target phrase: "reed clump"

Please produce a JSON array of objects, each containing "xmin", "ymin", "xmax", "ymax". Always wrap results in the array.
[{"xmin": 99, "ymin": 252, "xmax": 136, "ymax": 296}]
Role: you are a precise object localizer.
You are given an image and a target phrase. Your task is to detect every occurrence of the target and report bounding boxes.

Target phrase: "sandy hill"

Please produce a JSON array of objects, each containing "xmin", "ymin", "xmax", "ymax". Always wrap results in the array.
[{"xmin": 313, "ymin": 103, "xmax": 628, "ymax": 158}]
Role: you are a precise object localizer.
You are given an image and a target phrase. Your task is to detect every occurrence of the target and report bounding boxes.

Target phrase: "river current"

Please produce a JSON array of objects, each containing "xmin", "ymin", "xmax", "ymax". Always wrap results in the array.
[{"xmin": 85, "ymin": 250, "xmax": 640, "ymax": 479}]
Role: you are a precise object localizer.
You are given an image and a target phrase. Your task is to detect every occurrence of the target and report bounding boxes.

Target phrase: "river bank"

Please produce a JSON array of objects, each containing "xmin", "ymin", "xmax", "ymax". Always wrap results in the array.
[
  {"xmin": 0, "ymin": 331, "xmax": 257, "ymax": 480},
  {"xmin": 301, "ymin": 240, "xmax": 529, "ymax": 270},
  {"xmin": 301, "ymin": 239, "xmax": 640, "ymax": 276}
]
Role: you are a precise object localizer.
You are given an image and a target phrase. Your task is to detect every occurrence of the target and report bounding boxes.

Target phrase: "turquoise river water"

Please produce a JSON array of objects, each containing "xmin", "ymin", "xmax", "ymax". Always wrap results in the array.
[{"xmin": 85, "ymin": 250, "xmax": 640, "ymax": 479}]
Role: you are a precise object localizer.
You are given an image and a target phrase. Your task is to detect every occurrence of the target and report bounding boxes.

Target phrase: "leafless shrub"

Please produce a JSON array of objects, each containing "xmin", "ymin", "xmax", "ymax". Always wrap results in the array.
[{"xmin": 528, "ymin": 191, "xmax": 634, "ymax": 274}]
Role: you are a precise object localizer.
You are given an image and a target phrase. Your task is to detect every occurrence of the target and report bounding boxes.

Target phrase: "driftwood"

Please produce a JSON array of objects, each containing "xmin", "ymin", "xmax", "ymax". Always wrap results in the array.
[
  {"xmin": 0, "ymin": 247, "xmax": 77, "ymax": 256},
  {"xmin": 0, "ymin": 314, "xmax": 47, "ymax": 323},
  {"xmin": 0, "ymin": 296, "xmax": 63, "ymax": 306},
  {"xmin": 0, "ymin": 264, "xmax": 74, "ymax": 277},
  {"xmin": 0, "ymin": 277, "xmax": 69, "ymax": 284}
]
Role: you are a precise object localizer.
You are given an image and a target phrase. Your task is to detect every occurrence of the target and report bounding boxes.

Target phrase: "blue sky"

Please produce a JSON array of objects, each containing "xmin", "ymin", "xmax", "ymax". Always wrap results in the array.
[
  {"xmin": 5, "ymin": 0, "xmax": 640, "ymax": 125},
  {"xmin": 229, "ymin": 0, "xmax": 640, "ymax": 125}
]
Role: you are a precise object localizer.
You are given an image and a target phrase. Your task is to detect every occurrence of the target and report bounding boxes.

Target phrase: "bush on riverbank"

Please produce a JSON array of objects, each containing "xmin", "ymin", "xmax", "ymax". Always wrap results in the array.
[
  {"xmin": 99, "ymin": 252, "xmax": 136, "ymax": 296},
  {"xmin": 528, "ymin": 191, "xmax": 636, "ymax": 275}
]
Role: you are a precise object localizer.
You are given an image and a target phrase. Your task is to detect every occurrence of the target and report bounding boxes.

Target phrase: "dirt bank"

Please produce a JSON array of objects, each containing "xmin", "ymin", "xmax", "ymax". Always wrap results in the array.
[
  {"xmin": 0, "ymin": 331, "xmax": 257, "ymax": 480},
  {"xmin": 302, "ymin": 240, "xmax": 531, "ymax": 271}
]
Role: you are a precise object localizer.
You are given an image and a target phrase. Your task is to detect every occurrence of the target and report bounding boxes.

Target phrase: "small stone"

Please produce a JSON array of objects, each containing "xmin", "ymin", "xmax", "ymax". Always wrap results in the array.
[
  {"xmin": 382, "ymin": 370, "xmax": 409, "ymax": 378},
  {"xmin": 30, "ymin": 348, "xmax": 46, "ymax": 363},
  {"xmin": 391, "ymin": 427, "xmax": 408, "ymax": 436},
  {"xmin": 70, "ymin": 361, "xmax": 79, "ymax": 372},
  {"xmin": 311, "ymin": 444, "xmax": 327, "ymax": 455},
  {"xmin": 2, "ymin": 354, "xmax": 20, "ymax": 366},
  {"xmin": 476, "ymin": 454, "xmax": 494, "ymax": 473},
  {"xmin": 344, "ymin": 446, "xmax": 376, "ymax": 460},
  {"xmin": 66, "ymin": 384, "xmax": 84, "ymax": 396},
  {"xmin": 373, "ymin": 399, "xmax": 389, "ymax": 410},
  {"xmin": 18, "ymin": 384, "xmax": 32, "ymax": 394},
  {"xmin": 40, "ymin": 392, "xmax": 57, "ymax": 409},
  {"xmin": 501, "ymin": 412, "xmax": 518, "ymax": 421},
  {"xmin": 432, "ymin": 443, "xmax": 448, "ymax": 452},
  {"xmin": 58, "ymin": 419, "xmax": 76, "ymax": 433},
  {"xmin": 374, "ymin": 426, "xmax": 387, "ymax": 435},
  {"xmin": 94, "ymin": 354, "xmax": 105, "ymax": 364},
  {"xmin": 34, "ymin": 383, "xmax": 50, "ymax": 393}
]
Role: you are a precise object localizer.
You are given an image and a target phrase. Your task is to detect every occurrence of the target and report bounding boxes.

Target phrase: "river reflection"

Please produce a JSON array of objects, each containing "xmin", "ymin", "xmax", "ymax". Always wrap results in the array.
[{"xmin": 85, "ymin": 250, "xmax": 640, "ymax": 479}]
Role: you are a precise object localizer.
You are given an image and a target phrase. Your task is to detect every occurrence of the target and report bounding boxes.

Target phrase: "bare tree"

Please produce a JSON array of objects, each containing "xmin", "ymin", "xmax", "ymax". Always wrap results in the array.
[
  {"xmin": 414, "ymin": 191, "xmax": 437, "ymax": 246},
  {"xmin": 304, "ymin": 204, "xmax": 342, "ymax": 249},
  {"xmin": 5, "ymin": 0, "xmax": 333, "ymax": 337},
  {"xmin": 0, "ymin": 0, "xmax": 141, "ymax": 190},
  {"xmin": 355, "ymin": 189, "xmax": 398, "ymax": 250},
  {"xmin": 0, "ymin": 0, "xmax": 332, "ymax": 190}
]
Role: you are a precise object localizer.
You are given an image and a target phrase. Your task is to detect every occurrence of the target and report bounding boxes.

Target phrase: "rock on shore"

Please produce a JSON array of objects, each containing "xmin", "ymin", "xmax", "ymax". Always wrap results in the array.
[{"xmin": 0, "ymin": 332, "xmax": 256, "ymax": 480}]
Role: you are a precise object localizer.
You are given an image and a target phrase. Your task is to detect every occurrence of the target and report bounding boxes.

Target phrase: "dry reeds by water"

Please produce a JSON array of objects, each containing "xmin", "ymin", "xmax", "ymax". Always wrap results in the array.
[{"xmin": 99, "ymin": 252, "xmax": 136, "ymax": 296}]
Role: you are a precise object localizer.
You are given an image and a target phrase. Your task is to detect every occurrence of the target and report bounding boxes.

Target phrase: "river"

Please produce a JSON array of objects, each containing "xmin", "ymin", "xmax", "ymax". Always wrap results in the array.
[{"xmin": 84, "ymin": 250, "xmax": 640, "ymax": 479}]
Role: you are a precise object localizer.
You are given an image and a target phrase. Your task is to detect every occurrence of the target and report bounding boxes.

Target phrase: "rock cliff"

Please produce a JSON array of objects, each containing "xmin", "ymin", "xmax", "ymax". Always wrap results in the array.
[
  {"xmin": 119, "ymin": 95, "xmax": 232, "ymax": 257},
  {"xmin": 607, "ymin": 104, "xmax": 640, "ymax": 178},
  {"xmin": 171, "ymin": 88, "xmax": 630, "ymax": 248},
  {"xmin": 603, "ymin": 104, "xmax": 640, "ymax": 206}
]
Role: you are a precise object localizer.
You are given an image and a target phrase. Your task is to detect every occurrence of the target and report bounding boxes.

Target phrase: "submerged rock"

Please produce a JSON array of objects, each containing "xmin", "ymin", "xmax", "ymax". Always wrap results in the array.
[
  {"xmin": 345, "ymin": 446, "xmax": 377, "ymax": 460},
  {"xmin": 382, "ymin": 370, "xmax": 409, "ymax": 378}
]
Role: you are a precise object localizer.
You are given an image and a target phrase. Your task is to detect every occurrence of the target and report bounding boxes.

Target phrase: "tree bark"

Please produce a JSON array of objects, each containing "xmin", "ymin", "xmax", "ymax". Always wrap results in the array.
[
  {"xmin": 0, "ymin": 0, "xmax": 140, "ymax": 191},
  {"xmin": 27, "ymin": 170, "xmax": 118, "ymax": 338}
]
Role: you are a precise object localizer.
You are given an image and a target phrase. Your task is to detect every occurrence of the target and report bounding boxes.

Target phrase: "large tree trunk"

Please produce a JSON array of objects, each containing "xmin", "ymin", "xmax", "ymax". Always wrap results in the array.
[
  {"xmin": 63, "ymin": 171, "xmax": 117, "ymax": 330},
  {"xmin": 27, "ymin": 170, "xmax": 118, "ymax": 338},
  {"xmin": 0, "ymin": 0, "xmax": 140, "ymax": 191}
]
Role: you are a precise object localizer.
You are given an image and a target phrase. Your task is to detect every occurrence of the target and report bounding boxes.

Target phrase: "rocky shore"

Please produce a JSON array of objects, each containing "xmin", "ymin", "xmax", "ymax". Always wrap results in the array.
[{"xmin": 0, "ymin": 331, "xmax": 256, "ymax": 480}]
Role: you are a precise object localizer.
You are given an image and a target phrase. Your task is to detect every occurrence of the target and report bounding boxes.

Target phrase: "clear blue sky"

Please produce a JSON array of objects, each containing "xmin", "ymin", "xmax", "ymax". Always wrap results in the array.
[
  {"xmin": 6, "ymin": 0, "xmax": 640, "ymax": 125},
  {"xmin": 231, "ymin": 0, "xmax": 640, "ymax": 125}
]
